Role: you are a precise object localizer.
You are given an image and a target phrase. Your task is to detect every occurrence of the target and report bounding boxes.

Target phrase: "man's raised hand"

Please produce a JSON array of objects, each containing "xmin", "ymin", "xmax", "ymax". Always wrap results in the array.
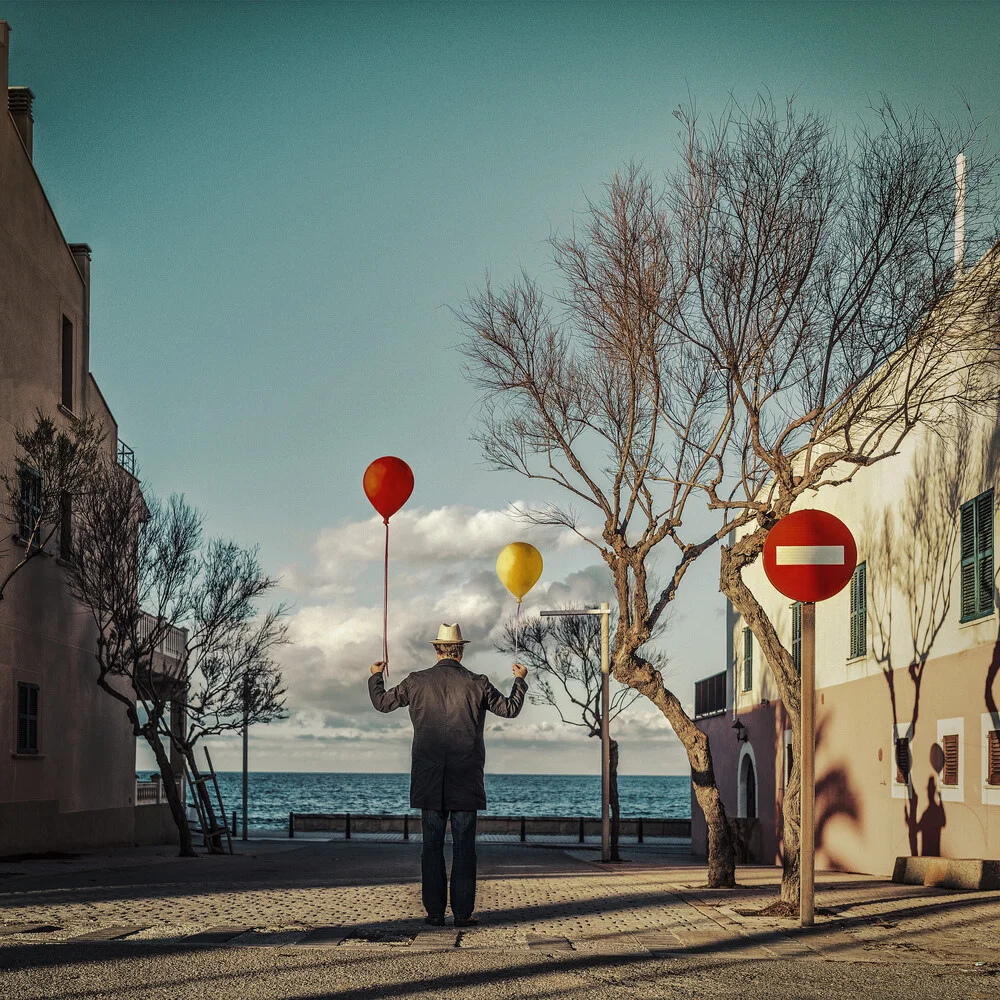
[
  {"xmin": 371, "ymin": 661, "xmax": 386, "ymax": 674},
  {"xmin": 512, "ymin": 662, "xmax": 527, "ymax": 679}
]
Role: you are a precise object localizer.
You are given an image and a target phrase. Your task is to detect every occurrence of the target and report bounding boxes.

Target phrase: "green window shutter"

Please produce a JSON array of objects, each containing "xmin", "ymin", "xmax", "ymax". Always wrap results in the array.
[
  {"xmin": 961, "ymin": 490, "xmax": 995, "ymax": 621},
  {"xmin": 977, "ymin": 490, "xmax": 994, "ymax": 616},
  {"xmin": 854, "ymin": 589, "xmax": 860, "ymax": 654},
  {"xmin": 960, "ymin": 498, "xmax": 977, "ymax": 621},
  {"xmin": 857, "ymin": 562, "xmax": 867, "ymax": 657},
  {"xmin": 743, "ymin": 627, "xmax": 753, "ymax": 691},
  {"xmin": 849, "ymin": 563, "xmax": 866, "ymax": 658},
  {"xmin": 792, "ymin": 602, "xmax": 802, "ymax": 675}
]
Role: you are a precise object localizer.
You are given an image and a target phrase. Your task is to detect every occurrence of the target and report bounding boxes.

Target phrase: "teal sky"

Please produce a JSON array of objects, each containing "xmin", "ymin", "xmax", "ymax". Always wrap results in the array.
[{"xmin": 6, "ymin": 1, "xmax": 999, "ymax": 773}]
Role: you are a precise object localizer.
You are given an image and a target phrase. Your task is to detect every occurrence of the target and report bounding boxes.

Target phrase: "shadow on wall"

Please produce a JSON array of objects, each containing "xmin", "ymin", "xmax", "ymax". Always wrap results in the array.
[
  {"xmin": 916, "ymin": 774, "xmax": 946, "ymax": 857},
  {"xmin": 769, "ymin": 705, "xmax": 864, "ymax": 873},
  {"xmin": 812, "ymin": 713, "xmax": 863, "ymax": 872},
  {"xmin": 866, "ymin": 402, "xmax": 999, "ymax": 860}
]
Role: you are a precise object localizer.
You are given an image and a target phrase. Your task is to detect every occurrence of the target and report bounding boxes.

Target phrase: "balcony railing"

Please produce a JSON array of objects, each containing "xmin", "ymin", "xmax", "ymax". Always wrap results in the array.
[
  {"xmin": 694, "ymin": 671, "xmax": 727, "ymax": 719},
  {"xmin": 138, "ymin": 612, "xmax": 188, "ymax": 662},
  {"xmin": 117, "ymin": 439, "xmax": 135, "ymax": 476}
]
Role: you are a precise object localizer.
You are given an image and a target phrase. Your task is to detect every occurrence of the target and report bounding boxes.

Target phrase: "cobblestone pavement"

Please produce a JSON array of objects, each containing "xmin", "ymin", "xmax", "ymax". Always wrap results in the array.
[{"xmin": 2, "ymin": 840, "xmax": 999, "ymax": 999}]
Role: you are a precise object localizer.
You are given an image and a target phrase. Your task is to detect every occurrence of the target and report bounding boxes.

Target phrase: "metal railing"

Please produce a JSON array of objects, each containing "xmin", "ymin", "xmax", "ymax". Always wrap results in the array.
[
  {"xmin": 694, "ymin": 671, "xmax": 727, "ymax": 719},
  {"xmin": 138, "ymin": 612, "xmax": 188, "ymax": 662},
  {"xmin": 289, "ymin": 812, "xmax": 692, "ymax": 842},
  {"xmin": 117, "ymin": 439, "xmax": 135, "ymax": 476}
]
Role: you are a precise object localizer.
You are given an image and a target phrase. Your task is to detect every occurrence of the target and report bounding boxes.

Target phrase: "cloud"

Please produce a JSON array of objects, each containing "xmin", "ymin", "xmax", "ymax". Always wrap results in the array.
[
  {"xmin": 280, "ymin": 502, "xmax": 597, "ymax": 597},
  {"xmin": 197, "ymin": 503, "xmax": 693, "ymax": 777}
]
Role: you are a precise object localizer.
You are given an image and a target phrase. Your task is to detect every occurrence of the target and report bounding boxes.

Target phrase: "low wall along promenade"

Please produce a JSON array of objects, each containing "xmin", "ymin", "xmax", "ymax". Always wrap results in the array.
[{"xmin": 289, "ymin": 813, "xmax": 691, "ymax": 842}]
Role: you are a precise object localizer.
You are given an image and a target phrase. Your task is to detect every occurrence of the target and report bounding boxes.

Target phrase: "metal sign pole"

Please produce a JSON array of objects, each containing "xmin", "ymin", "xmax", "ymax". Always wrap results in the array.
[
  {"xmin": 600, "ymin": 602, "xmax": 610, "ymax": 863},
  {"xmin": 800, "ymin": 601, "xmax": 816, "ymax": 927},
  {"xmin": 763, "ymin": 510, "xmax": 856, "ymax": 930}
]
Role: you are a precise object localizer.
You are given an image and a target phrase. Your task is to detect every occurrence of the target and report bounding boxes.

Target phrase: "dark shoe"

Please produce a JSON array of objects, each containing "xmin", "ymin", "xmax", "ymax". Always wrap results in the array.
[
  {"xmin": 454, "ymin": 915, "xmax": 479, "ymax": 927},
  {"xmin": 424, "ymin": 914, "xmax": 445, "ymax": 926}
]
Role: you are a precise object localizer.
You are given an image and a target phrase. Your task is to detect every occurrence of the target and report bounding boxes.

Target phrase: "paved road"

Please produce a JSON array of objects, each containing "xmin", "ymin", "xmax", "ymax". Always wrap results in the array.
[{"xmin": 1, "ymin": 840, "xmax": 998, "ymax": 998}]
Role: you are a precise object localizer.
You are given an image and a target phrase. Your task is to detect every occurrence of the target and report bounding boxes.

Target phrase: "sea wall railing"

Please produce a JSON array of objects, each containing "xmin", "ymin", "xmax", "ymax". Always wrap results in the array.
[
  {"xmin": 288, "ymin": 812, "xmax": 691, "ymax": 842},
  {"xmin": 135, "ymin": 775, "xmax": 184, "ymax": 805}
]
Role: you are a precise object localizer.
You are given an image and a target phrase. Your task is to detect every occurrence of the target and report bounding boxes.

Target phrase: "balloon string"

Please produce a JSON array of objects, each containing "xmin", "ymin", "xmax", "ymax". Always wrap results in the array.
[
  {"xmin": 383, "ymin": 518, "xmax": 390, "ymax": 680},
  {"xmin": 514, "ymin": 600, "xmax": 521, "ymax": 665}
]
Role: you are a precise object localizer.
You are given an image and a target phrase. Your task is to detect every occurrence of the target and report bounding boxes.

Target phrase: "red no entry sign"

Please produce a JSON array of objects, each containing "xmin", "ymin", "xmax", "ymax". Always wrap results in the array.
[{"xmin": 763, "ymin": 509, "xmax": 857, "ymax": 603}]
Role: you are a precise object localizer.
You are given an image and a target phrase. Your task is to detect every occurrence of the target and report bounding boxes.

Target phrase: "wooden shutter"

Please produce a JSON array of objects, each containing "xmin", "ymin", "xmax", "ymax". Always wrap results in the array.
[
  {"xmin": 849, "ymin": 573, "xmax": 858, "ymax": 654},
  {"xmin": 977, "ymin": 491, "xmax": 994, "ymax": 616},
  {"xmin": 850, "ymin": 565, "xmax": 866, "ymax": 658},
  {"xmin": 16, "ymin": 683, "xmax": 38, "ymax": 753},
  {"xmin": 16, "ymin": 718, "xmax": 27, "ymax": 752},
  {"xmin": 895, "ymin": 737, "xmax": 910, "ymax": 784},
  {"xmin": 960, "ymin": 499, "xmax": 977, "ymax": 620},
  {"xmin": 856, "ymin": 563, "xmax": 866, "ymax": 657},
  {"xmin": 27, "ymin": 686, "xmax": 38, "ymax": 750},
  {"xmin": 941, "ymin": 734, "xmax": 959, "ymax": 786},
  {"xmin": 989, "ymin": 730, "xmax": 1000, "ymax": 787}
]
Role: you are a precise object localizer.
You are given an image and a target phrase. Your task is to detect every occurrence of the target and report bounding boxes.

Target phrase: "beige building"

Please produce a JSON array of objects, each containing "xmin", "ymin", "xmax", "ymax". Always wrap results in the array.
[
  {"xmin": 0, "ymin": 22, "xmax": 180, "ymax": 854},
  {"xmin": 692, "ymin": 263, "xmax": 999, "ymax": 877}
]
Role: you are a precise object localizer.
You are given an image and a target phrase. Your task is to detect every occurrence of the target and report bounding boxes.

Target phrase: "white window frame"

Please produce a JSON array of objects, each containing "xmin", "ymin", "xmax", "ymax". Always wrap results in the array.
[{"xmin": 935, "ymin": 717, "xmax": 964, "ymax": 803}]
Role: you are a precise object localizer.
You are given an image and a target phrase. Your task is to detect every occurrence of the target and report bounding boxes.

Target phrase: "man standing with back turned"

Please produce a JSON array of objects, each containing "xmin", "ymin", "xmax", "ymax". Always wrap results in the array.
[{"xmin": 369, "ymin": 623, "xmax": 528, "ymax": 927}]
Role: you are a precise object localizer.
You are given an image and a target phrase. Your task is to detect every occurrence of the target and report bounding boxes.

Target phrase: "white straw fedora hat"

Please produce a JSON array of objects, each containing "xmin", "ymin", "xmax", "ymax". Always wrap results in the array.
[{"xmin": 429, "ymin": 623, "xmax": 470, "ymax": 645}]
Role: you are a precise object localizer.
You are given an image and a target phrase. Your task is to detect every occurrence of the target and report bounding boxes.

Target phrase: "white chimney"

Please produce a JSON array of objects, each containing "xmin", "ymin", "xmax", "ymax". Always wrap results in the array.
[{"xmin": 954, "ymin": 152, "xmax": 966, "ymax": 278}]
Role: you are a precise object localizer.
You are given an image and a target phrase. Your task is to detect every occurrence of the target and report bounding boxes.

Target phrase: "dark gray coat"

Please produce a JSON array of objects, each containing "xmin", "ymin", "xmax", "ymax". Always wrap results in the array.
[{"xmin": 368, "ymin": 658, "xmax": 528, "ymax": 811}]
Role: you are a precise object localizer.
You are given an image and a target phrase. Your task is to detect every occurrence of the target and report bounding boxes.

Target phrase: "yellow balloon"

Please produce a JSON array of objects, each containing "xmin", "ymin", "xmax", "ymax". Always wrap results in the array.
[{"xmin": 496, "ymin": 542, "xmax": 543, "ymax": 602}]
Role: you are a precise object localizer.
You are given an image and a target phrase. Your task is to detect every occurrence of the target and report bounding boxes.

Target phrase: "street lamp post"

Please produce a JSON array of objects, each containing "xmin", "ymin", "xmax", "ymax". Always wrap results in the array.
[
  {"xmin": 540, "ymin": 602, "xmax": 611, "ymax": 862},
  {"xmin": 242, "ymin": 672, "xmax": 249, "ymax": 842}
]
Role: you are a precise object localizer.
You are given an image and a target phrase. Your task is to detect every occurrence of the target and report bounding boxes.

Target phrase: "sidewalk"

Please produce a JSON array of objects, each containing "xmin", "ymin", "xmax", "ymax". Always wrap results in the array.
[{"xmin": 2, "ymin": 839, "xmax": 999, "ymax": 999}]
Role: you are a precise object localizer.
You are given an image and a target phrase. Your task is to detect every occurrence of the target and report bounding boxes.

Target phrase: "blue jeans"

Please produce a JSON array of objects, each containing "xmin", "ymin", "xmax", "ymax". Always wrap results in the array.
[{"xmin": 421, "ymin": 809, "xmax": 477, "ymax": 919}]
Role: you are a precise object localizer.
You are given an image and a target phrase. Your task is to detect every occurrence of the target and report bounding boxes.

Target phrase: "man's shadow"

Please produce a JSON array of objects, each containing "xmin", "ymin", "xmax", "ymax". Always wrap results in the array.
[{"xmin": 914, "ymin": 774, "xmax": 946, "ymax": 858}]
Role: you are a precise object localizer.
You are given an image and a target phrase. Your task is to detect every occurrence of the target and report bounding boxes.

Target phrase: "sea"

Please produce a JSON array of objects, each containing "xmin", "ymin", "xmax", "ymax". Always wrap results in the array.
[{"xmin": 137, "ymin": 771, "xmax": 691, "ymax": 831}]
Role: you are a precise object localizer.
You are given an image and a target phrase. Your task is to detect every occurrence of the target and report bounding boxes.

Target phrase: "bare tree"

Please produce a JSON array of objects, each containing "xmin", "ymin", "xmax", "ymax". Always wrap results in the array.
[
  {"xmin": 0, "ymin": 409, "xmax": 104, "ymax": 601},
  {"xmin": 494, "ymin": 608, "xmax": 661, "ymax": 860},
  {"xmin": 666, "ymin": 97, "xmax": 1000, "ymax": 909},
  {"xmin": 459, "ymin": 164, "xmax": 749, "ymax": 886},
  {"xmin": 64, "ymin": 457, "xmax": 290, "ymax": 856},
  {"xmin": 459, "ymin": 96, "xmax": 999, "ymax": 894}
]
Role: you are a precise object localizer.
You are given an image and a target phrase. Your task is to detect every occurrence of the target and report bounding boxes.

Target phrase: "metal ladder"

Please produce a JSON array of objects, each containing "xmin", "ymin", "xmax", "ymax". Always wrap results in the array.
[{"xmin": 184, "ymin": 746, "xmax": 233, "ymax": 854}]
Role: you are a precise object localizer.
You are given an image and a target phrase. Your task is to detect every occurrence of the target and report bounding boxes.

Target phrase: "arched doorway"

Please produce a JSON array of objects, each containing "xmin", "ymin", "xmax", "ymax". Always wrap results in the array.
[
  {"xmin": 742, "ymin": 755, "xmax": 757, "ymax": 819},
  {"xmin": 737, "ymin": 743, "xmax": 758, "ymax": 819}
]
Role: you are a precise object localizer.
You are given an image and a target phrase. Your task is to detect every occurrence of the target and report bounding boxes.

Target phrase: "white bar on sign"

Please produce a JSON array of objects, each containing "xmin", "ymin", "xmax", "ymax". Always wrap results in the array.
[{"xmin": 775, "ymin": 545, "xmax": 844, "ymax": 566}]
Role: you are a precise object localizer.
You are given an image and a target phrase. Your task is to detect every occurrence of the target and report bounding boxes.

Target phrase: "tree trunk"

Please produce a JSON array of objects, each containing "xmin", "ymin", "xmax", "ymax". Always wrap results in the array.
[
  {"xmin": 617, "ymin": 654, "xmax": 736, "ymax": 887},
  {"xmin": 146, "ymin": 730, "xmax": 196, "ymax": 857},
  {"xmin": 609, "ymin": 738, "xmax": 621, "ymax": 862},
  {"xmin": 695, "ymin": 774, "xmax": 737, "ymax": 888},
  {"xmin": 780, "ymin": 715, "xmax": 801, "ymax": 907},
  {"xmin": 719, "ymin": 535, "xmax": 801, "ymax": 908},
  {"xmin": 184, "ymin": 746, "xmax": 225, "ymax": 854}
]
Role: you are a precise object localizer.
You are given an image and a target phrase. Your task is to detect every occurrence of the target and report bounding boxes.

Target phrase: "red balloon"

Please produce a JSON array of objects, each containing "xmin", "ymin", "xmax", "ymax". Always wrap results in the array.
[{"xmin": 363, "ymin": 456, "xmax": 414, "ymax": 521}]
